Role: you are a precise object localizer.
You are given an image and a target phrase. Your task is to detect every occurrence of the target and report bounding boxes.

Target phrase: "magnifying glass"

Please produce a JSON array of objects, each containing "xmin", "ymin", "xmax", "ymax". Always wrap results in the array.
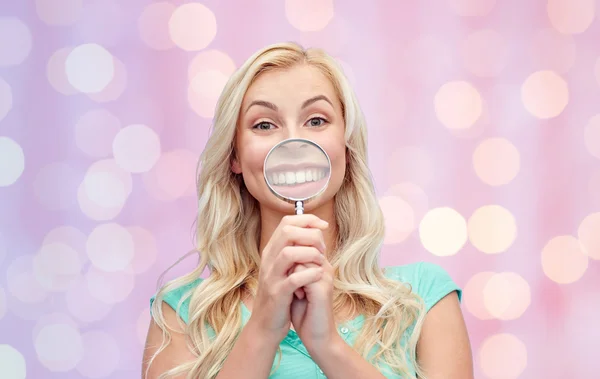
[{"xmin": 263, "ymin": 138, "xmax": 331, "ymax": 215}]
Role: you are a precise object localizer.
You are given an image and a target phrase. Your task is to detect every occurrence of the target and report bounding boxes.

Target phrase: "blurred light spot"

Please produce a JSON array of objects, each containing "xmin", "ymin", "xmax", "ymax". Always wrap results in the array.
[
  {"xmin": 65, "ymin": 44, "xmax": 115, "ymax": 94},
  {"xmin": 297, "ymin": 16, "xmax": 350, "ymax": 56},
  {"xmin": 384, "ymin": 182, "xmax": 429, "ymax": 225},
  {"xmin": 87, "ymin": 57, "xmax": 127, "ymax": 102},
  {"xmin": 379, "ymin": 196, "xmax": 415, "ymax": 245},
  {"xmin": 33, "ymin": 243, "xmax": 82, "ymax": 292},
  {"xmin": 521, "ymin": 70, "xmax": 568, "ymax": 119},
  {"xmin": 479, "ymin": 333, "xmax": 527, "ymax": 378},
  {"xmin": 547, "ymin": 0, "xmax": 595, "ymax": 35},
  {"xmin": 47, "ymin": 47, "xmax": 78, "ymax": 95},
  {"xmin": 86, "ymin": 266, "xmax": 135, "ymax": 304},
  {"xmin": 125, "ymin": 227, "xmax": 158, "ymax": 274},
  {"xmin": 34, "ymin": 323, "xmax": 83, "ymax": 372},
  {"xmin": 188, "ymin": 49, "xmax": 236, "ymax": 81},
  {"xmin": 188, "ymin": 69, "xmax": 230, "ymax": 118},
  {"xmin": 483, "ymin": 272, "xmax": 531, "ymax": 320},
  {"xmin": 35, "ymin": 0, "xmax": 82, "ymax": 26},
  {"xmin": 447, "ymin": 0, "xmax": 496, "ymax": 16},
  {"xmin": 584, "ymin": 114, "xmax": 600, "ymax": 159},
  {"xmin": 112, "ymin": 124, "xmax": 161, "ymax": 173},
  {"xmin": 463, "ymin": 271, "xmax": 495, "ymax": 320},
  {"xmin": 541, "ymin": 235, "xmax": 588, "ymax": 284},
  {"xmin": 87, "ymin": 223, "xmax": 134, "ymax": 272},
  {"xmin": 75, "ymin": 1, "xmax": 124, "ymax": 47},
  {"xmin": 468, "ymin": 205, "xmax": 517, "ymax": 254},
  {"xmin": 0, "ymin": 136, "xmax": 25, "ymax": 187},
  {"xmin": 0, "ymin": 77, "xmax": 12, "ymax": 122},
  {"xmin": 388, "ymin": 146, "xmax": 435, "ymax": 188},
  {"xmin": 473, "ymin": 137, "xmax": 520, "ymax": 186},
  {"xmin": 435, "ymin": 81, "xmax": 482, "ymax": 130},
  {"xmin": 531, "ymin": 28, "xmax": 576, "ymax": 73},
  {"xmin": 578, "ymin": 212, "xmax": 600, "ymax": 260},
  {"xmin": 142, "ymin": 149, "xmax": 197, "ymax": 201},
  {"xmin": 65, "ymin": 276, "xmax": 112, "ymax": 323},
  {"xmin": 75, "ymin": 109, "xmax": 122, "ymax": 158},
  {"xmin": 419, "ymin": 207, "xmax": 468, "ymax": 256},
  {"xmin": 0, "ymin": 17, "xmax": 32, "ymax": 66},
  {"xmin": 6, "ymin": 255, "xmax": 48, "ymax": 303},
  {"xmin": 76, "ymin": 331, "xmax": 120, "ymax": 378},
  {"xmin": 0, "ymin": 287, "xmax": 6, "ymax": 321},
  {"xmin": 33, "ymin": 313, "xmax": 79, "ymax": 342},
  {"xmin": 461, "ymin": 29, "xmax": 509, "ymax": 77},
  {"xmin": 77, "ymin": 159, "xmax": 132, "ymax": 221},
  {"xmin": 285, "ymin": 0, "xmax": 334, "ymax": 32},
  {"xmin": 169, "ymin": 3, "xmax": 216, "ymax": 51},
  {"xmin": 43, "ymin": 225, "xmax": 88, "ymax": 264},
  {"xmin": 137, "ymin": 307, "xmax": 151, "ymax": 345},
  {"xmin": 0, "ymin": 344, "xmax": 26, "ymax": 379},
  {"xmin": 138, "ymin": 2, "xmax": 176, "ymax": 50},
  {"xmin": 33, "ymin": 162, "xmax": 79, "ymax": 211}
]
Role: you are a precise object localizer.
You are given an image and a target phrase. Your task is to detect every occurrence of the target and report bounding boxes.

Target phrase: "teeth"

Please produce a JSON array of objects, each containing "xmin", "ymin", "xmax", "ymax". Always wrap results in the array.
[{"xmin": 270, "ymin": 168, "xmax": 327, "ymax": 186}]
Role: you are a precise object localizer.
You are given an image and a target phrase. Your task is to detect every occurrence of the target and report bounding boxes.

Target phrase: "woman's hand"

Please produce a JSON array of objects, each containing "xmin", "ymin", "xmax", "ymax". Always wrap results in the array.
[
  {"xmin": 290, "ymin": 252, "xmax": 338, "ymax": 355},
  {"xmin": 248, "ymin": 214, "xmax": 329, "ymax": 343}
]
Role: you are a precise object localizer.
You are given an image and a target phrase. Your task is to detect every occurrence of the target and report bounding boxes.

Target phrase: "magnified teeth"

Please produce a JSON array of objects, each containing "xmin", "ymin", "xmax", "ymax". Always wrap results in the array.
[
  {"xmin": 269, "ymin": 168, "xmax": 328, "ymax": 186},
  {"xmin": 285, "ymin": 172, "xmax": 296, "ymax": 185}
]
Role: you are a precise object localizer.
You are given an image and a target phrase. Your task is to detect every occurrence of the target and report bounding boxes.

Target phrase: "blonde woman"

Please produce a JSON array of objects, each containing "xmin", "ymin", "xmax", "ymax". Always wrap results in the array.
[{"xmin": 143, "ymin": 42, "xmax": 473, "ymax": 379}]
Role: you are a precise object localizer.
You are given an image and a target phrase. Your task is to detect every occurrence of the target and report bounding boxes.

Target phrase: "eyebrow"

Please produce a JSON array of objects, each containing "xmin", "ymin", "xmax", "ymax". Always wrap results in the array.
[{"xmin": 244, "ymin": 95, "xmax": 333, "ymax": 114}]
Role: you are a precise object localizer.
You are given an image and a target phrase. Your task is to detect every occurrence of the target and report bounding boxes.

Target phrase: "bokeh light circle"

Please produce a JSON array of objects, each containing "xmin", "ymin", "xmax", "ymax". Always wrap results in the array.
[
  {"xmin": 547, "ymin": 0, "xmax": 595, "ymax": 35},
  {"xmin": 468, "ymin": 205, "xmax": 517, "ymax": 254},
  {"xmin": 479, "ymin": 333, "xmax": 527, "ymax": 378},
  {"xmin": 78, "ymin": 169, "xmax": 128, "ymax": 221},
  {"xmin": 65, "ymin": 276, "xmax": 112, "ymax": 323},
  {"xmin": 0, "ymin": 77, "xmax": 12, "ymax": 122},
  {"xmin": 578, "ymin": 212, "xmax": 600, "ymax": 260},
  {"xmin": 483, "ymin": 272, "xmax": 531, "ymax": 320},
  {"xmin": 76, "ymin": 331, "xmax": 120, "ymax": 378},
  {"xmin": 435, "ymin": 81, "xmax": 482, "ymax": 130},
  {"xmin": 33, "ymin": 162, "xmax": 79, "ymax": 211},
  {"xmin": 447, "ymin": 0, "xmax": 496, "ymax": 17},
  {"xmin": 188, "ymin": 69, "xmax": 230, "ymax": 118},
  {"xmin": 33, "ymin": 242, "xmax": 82, "ymax": 292},
  {"xmin": 463, "ymin": 271, "xmax": 495, "ymax": 320},
  {"xmin": 86, "ymin": 266, "xmax": 135, "ymax": 304},
  {"xmin": 0, "ymin": 17, "xmax": 33, "ymax": 66},
  {"xmin": 169, "ymin": 3, "xmax": 217, "ymax": 51},
  {"xmin": 285, "ymin": 0, "xmax": 334, "ymax": 32},
  {"xmin": 47, "ymin": 47, "xmax": 78, "ymax": 95},
  {"xmin": 531, "ymin": 28, "xmax": 576, "ymax": 74},
  {"xmin": 75, "ymin": 109, "xmax": 122, "ymax": 158},
  {"xmin": 419, "ymin": 207, "xmax": 468, "ymax": 256},
  {"xmin": 34, "ymin": 323, "xmax": 83, "ymax": 371},
  {"xmin": 379, "ymin": 196, "xmax": 415, "ymax": 245},
  {"xmin": 0, "ymin": 137, "xmax": 25, "ymax": 187},
  {"xmin": 126, "ymin": 226, "xmax": 158, "ymax": 274},
  {"xmin": 86, "ymin": 223, "xmax": 134, "ymax": 272},
  {"xmin": 65, "ymin": 44, "xmax": 115, "ymax": 94},
  {"xmin": 461, "ymin": 29, "xmax": 509, "ymax": 77},
  {"xmin": 138, "ymin": 2, "xmax": 176, "ymax": 50},
  {"xmin": 0, "ymin": 344, "xmax": 26, "ymax": 379},
  {"xmin": 473, "ymin": 137, "xmax": 520, "ymax": 186},
  {"xmin": 541, "ymin": 235, "xmax": 588, "ymax": 284},
  {"xmin": 521, "ymin": 70, "xmax": 569, "ymax": 119},
  {"xmin": 112, "ymin": 124, "xmax": 161, "ymax": 173},
  {"xmin": 43, "ymin": 225, "xmax": 88, "ymax": 264},
  {"xmin": 384, "ymin": 182, "xmax": 429, "ymax": 226},
  {"xmin": 6, "ymin": 255, "xmax": 48, "ymax": 304},
  {"xmin": 142, "ymin": 149, "xmax": 198, "ymax": 201},
  {"xmin": 584, "ymin": 114, "xmax": 600, "ymax": 160},
  {"xmin": 87, "ymin": 57, "xmax": 127, "ymax": 103},
  {"xmin": 35, "ymin": 0, "xmax": 82, "ymax": 26}
]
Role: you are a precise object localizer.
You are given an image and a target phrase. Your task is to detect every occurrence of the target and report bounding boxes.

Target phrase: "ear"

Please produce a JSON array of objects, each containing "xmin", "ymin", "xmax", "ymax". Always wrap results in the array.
[{"xmin": 231, "ymin": 155, "xmax": 242, "ymax": 174}]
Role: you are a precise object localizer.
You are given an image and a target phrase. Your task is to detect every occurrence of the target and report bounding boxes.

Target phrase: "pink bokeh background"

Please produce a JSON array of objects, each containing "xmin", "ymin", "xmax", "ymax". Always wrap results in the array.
[{"xmin": 1, "ymin": 0, "xmax": 599, "ymax": 378}]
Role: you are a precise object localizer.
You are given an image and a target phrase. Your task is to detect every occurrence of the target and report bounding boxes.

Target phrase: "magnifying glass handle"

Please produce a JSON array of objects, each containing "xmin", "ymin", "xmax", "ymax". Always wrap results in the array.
[{"xmin": 295, "ymin": 201, "xmax": 304, "ymax": 215}]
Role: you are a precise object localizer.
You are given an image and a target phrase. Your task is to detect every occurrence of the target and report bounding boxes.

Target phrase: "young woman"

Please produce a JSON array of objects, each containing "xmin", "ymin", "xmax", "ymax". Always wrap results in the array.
[{"xmin": 143, "ymin": 42, "xmax": 473, "ymax": 379}]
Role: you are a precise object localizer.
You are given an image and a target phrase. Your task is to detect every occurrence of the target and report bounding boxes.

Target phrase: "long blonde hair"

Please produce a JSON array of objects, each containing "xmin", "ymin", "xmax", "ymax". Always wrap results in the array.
[{"xmin": 148, "ymin": 42, "xmax": 427, "ymax": 379}]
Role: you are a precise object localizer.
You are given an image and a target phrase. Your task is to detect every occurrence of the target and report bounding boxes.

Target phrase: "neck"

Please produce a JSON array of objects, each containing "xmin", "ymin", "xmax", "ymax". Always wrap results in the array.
[{"xmin": 258, "ymin": 199, "xmax": 338, "ymax": 259}]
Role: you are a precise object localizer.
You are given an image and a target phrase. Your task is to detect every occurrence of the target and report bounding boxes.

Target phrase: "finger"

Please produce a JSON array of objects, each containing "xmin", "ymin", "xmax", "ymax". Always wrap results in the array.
[
  {"xmin": 282, "ymin": 267, "xmax": 324, "ymax": 295},
  {"xmin": 262, "ymin": 215, "xmax": 328, "ymax": 262},
  {"xmin": 280, "ymin": 214, "xmax": 329, "ymax": 230},
  {"xmin": 272, "ymin": 246, "xmax": 324, "ymax": 279}
]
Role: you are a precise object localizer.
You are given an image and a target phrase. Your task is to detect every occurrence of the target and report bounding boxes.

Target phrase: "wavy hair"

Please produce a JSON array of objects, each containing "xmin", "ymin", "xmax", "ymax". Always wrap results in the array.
[{"xmin": 147, "ymin": 42, "xmax": 427, "ymax": 379}]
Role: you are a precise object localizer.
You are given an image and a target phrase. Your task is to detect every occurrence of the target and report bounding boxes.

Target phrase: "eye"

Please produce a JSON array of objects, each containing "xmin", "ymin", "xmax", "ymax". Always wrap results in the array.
[
  {"xmin": 306, "ymin": 117, "xmax": 328, "ymax": 128},
  {"xmin": 252, "ymin": 121, "xmax": 275, "ymax": 130}
]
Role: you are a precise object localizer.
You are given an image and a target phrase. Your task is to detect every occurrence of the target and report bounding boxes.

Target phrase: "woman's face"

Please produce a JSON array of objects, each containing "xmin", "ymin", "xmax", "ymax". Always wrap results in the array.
[{"xmin": 233, "ymin": 64, "xmax": 346, "ymax": 214}]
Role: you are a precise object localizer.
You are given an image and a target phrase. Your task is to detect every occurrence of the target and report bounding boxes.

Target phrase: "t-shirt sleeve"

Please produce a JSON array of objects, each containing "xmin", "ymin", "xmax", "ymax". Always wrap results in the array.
[
  {"xmin": 413, "ymin": 262, "xmax": 462, "ymax": 312},
  {"xmin": 149, "ymin": 279, "xmax": 202, "ymax": 324}
]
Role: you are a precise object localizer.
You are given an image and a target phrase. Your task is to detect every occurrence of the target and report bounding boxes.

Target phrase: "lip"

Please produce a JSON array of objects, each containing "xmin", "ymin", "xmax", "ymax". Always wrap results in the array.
[{"xmin": 266, "ymin": 163, "xmax": 330, "ymax": 173}]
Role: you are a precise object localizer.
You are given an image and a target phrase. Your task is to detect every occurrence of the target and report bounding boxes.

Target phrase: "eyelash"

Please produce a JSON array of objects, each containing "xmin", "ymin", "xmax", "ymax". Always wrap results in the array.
[{"xmin": 252, "ymin": 117, "xmax": 329, "ymax": 130}]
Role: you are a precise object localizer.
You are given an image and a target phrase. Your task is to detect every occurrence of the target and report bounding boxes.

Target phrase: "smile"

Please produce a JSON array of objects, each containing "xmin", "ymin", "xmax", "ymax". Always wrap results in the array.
[{"xmin": 267, "ymin": 168, "xmax": 329, "ymax": 186}]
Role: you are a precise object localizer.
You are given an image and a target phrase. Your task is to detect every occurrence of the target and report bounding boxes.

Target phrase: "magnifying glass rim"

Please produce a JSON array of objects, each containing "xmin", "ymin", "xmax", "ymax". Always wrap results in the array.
[{"xmin": 263, "ymin": 138, "xmax": 332, "ymax": 203}]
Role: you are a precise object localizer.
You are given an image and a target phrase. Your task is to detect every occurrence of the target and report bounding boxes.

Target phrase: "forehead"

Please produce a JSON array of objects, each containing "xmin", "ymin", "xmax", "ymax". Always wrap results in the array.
[{"xmin": 242, "ymin": 64, "xmax": 337, "ymax": 105}]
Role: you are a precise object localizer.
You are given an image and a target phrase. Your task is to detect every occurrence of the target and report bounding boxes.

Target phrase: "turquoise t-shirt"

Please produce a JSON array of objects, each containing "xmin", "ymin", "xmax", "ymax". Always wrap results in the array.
[{"xmin": 150, "ymin": 262, "xmax": 462, "ymax": 378}]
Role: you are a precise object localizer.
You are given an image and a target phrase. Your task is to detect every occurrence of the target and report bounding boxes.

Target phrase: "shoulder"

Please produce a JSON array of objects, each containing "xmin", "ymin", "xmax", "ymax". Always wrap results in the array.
[
  {"xmin": 383, "ymin": 261, "xmax": 462, "ymax": 312},
  {"xmin": 150, "ymin": 277, "xmax": 204, "ymax": 324}
]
